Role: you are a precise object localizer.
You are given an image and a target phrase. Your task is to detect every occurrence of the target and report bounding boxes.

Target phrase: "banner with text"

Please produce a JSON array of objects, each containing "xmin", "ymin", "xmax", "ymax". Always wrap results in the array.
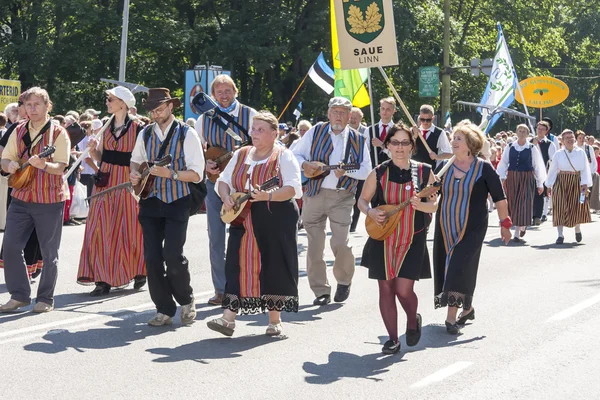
[
  {"xmin": 333, "ymin": 0, "xmax": 398, "ymax": 70},
  {"xmin": 0, "ymin": 79, "xmax": 21, "ymax": 112}
]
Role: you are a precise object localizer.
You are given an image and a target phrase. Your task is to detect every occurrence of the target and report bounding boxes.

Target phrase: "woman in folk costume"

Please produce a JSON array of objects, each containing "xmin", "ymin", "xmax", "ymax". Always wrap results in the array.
[
  {"xmin": 575, "ymin": 130, "xmax": 600, "ymax": 213},
  {"xmin": 546, "ymin": 129, "xmax": 592, "ymax": 244},
  {"xmin": 433, "ymin": 121, "xmax": 511, "ymax": 335},
  {"xmin": 359, "ymin": 124, "xmax": 437, "ymax": 355},
  {"xmin": 76, "ymin": 87, "xmax": 146, "ymax": 296},
  {"xmin": 495, "ymin": 124, "xmax": 546, "ymax": 243},
  {"xmin": 207, "ymin": 111, "xmax": 302, "ymax": 337}
]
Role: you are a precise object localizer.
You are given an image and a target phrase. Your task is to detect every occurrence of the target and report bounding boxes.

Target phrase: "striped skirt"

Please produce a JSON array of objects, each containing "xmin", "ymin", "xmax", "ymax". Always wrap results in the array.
[
  {"xmin": 552, "ymin": 172, "xmax": 591, "ymax": 227},
  {"xmin": 505, "ymin": 170, "xmax": 536, "ymax": 226},
  {"xmin": 590, "ymin": 173, "xmax": 600, "ymax": 210}
]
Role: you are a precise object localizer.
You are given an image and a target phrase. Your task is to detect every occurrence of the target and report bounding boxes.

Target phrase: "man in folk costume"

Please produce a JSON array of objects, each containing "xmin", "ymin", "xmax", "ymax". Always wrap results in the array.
[
  {"xmin": 293, "ymin": 97, "xmax": 372, "ymax": 305},
  {"xmin": 531, "ymin": 120, "xmax": 557, "ymax": 224},
  {"xmin": 0, "ymin": 88, "xmax": 71, "ymax": 313},
  {"xmin": 368, "ymin": 97, "xmax": 396, "ymax": 168},
  {"xmin": 195, "ymin": 75, "xmax": 256, "ymax": 306},
  {"xmin": 412, "ymin": 104, "xmax": 452, "ymax": 169},
  {"xmin": 496, "ymin": 124, "xmax": 546, "ymax": 242},
  {"xmin": 546, "ymin": 129, "xmax": 592, "ymax": 244},
  {"xmin": 130, "ymin": 88, "xmax": 205, "ymax": 326}
]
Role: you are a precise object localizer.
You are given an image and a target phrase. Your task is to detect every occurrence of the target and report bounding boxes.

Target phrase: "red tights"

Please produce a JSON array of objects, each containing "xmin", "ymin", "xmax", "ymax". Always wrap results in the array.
[{"xmin": 377, "ymin": 278, "xmax": 418, "ymax": 343}]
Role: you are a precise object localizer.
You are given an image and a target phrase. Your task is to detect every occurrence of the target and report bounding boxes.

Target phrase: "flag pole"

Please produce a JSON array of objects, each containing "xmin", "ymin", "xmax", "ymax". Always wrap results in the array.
[
  {"xmin": 367, "ymin": 68, "xmax": 378, "ymax": 165},
  {"xmin": 278, "ymin": 72, "xmax": 309, "ymax": 121}
]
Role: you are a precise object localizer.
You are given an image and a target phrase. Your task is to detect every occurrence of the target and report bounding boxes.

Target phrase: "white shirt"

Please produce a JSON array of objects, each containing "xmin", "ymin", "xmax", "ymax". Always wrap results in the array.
[
  {"xmin": 77, "ymin": 135, "xmax": 97, "ymax": 175},
  {"xmin": 216, "ymin": 147, "xmax": 303, "ymax": 199},
  {"xmin": 194, "ymin": 101, "xmax": 257, "ymax": 145},
  {"xmin": 578, "ymin": 143, "xmax": 598, "ymax": 173},
  {"xmin": 548, "ymin": 133, "xmax": 560, "ymax": 151},
  {"xmin": 530, "ymin": 136, "xmax": 557, "ymax": 164},
  {"xmin": 419, "ymin": 124, "xmax": 452, "ymax": 155},
  {"xmin": 496, "ymin": 142, "xmax": 547, "ymax": 188},
  {"xmin": 292, "ymin": 124, "xmax": 372, "ymax": 190},
  {"xmin": 131, "ymin": 119, "xmax": 205, "ymax": 183},
  {"xmin": 545, "ymin": 147, "xmax": 593, "ymax": 187}
]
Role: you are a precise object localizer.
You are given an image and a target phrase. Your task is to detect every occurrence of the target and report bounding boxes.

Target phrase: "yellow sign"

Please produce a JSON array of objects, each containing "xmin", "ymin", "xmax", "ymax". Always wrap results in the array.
[
  {"xmin": 515, "ymin": 76, "xmax": 569, "ymax": 108},
  {"xmin": 0, "ymin": 79, "xmax": 21, "ymax": 112}
]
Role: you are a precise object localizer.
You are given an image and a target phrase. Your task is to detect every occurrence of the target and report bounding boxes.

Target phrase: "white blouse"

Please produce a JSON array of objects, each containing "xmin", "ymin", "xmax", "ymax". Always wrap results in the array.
[
  {"xmin": 496, "ymin": 142, "xmax": 547, "ymax": 188},
  {"xmin": 545, "ymin": 147, "xmax": 593, "ymax": 187},
  {"xmin": 216, "ymin": 146, "xmax": 303, "ymax": 199}
]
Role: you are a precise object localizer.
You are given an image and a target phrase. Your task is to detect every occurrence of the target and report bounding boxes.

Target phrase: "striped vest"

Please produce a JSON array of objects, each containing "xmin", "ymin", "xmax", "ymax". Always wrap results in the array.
[
  {"xmin": 144, "ymin": 121, "xmax": 190, "ymax": 204},
  {"xmin": 202, "ymin": 103, "xmax": 252, "ymax": 151},
  {"xmin": 12, "ymin": 121, "xmax": 66, "ymax": 204},
  {"xmin": 305, "ymin": 122, "xmax": 365, "ymax": 197}
]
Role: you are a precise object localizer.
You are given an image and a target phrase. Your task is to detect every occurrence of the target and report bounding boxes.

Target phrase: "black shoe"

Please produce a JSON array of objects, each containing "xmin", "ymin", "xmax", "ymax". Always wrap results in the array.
[
  {"xmin": 382, "ymin": 339, "xmax": 401, "ymax": 355},
  {"xmin": 133, "ymin": 276, "xmax": 147, "ymax": 290},
  {"xmin": 90, "ymin": 283, "xmax": 111, "ymax": 297},
  {"xmin": 533, "ymin": 217, "xmax": 541, "ymax": 226},
  {"xmin": 445, "ymin": 321, "xmax": 460, "ymax": 334},
  {"xmin": 512, "ymin": 237, "xmax": 524, "ymax": 244},
  {"xmin": 406, "ymin": 313, "xmax": 422, "ymax": 347},
  {"xmin": 349, "ymin": 227, "xmax": 356, "ymax": 233},
  {"xmin": 576, "ymin": 232, "xmax": 582, "ymax": 243},
  {"xmin": 556, "ymin": 236, "xmax": 564, "ymax": 245},
  {"xmin": 520, "ymin": 228, "xmax": 526, "ymax": 238},
  {"xmin": 457, "ymin": 308, "xmax": 475, "ymax": 325},
  {"xmin": 333, "ymin": 284, "xmax": 351, "ymax": 303},
  {"xmin": 541, "ymin": 215, "xmax": 547, "ymax": 222},
  {"xmin": 313, "ymin": 294, "xmax": 331, "ymax": 306}
]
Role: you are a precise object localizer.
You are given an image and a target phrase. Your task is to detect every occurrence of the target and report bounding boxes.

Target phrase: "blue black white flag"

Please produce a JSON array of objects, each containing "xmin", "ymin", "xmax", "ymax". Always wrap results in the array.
[
  {"xmin": 293, "ymin": 102, "xmax": 302, "ymax": 120},
  {"xmin": 308, "ymin": 53, "xmax": 335, "ymax": 95}
]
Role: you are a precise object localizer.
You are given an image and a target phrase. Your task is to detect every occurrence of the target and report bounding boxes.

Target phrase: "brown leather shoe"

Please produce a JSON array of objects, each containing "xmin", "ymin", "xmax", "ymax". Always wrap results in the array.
[{"xmin": 208, "ymin": 293, "xmax": 223, "ymax": 306}]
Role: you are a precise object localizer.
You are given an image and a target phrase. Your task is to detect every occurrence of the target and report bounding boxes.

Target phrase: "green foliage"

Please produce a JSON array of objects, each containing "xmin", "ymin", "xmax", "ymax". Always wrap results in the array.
[{"xmin": 0, "ymin": 0, "xmax": 598, "ymax": 133}]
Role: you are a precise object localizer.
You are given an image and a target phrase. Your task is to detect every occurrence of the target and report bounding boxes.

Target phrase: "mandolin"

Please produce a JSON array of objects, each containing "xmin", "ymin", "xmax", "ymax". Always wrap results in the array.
[
  {"xmin": 205, "ymin": 142, "xmax": 251, "ymax": 183},
  {"xmin": 220, "ymin": 176, "xmax": 280, "ymax": 225},
  {"xmin": 304, "ymin": 161, "xmax": 360, "ymax": 179},
  {"xmin": 365, "ymin": 182, "xmax": 441, "ymax": 241},
  {"xmin": 8, "ymin": 146, "xmax": 56, "ymax": 189},
  {"xmin": 85, "ymin": 154, "xmax": 173, "ymax": 201}
]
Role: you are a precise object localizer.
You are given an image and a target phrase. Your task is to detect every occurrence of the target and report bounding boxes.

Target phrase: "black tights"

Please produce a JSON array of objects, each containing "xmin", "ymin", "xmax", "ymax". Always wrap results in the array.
[{"xmin": 377, "ymin": 278, "xmax": 418, "ymax": 343}]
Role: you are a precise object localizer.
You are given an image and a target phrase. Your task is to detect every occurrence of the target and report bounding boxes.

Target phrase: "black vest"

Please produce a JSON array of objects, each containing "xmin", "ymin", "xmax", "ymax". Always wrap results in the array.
[
  {"xmin": 537, "ymin": 139, "xmax": 551, "ymax": 166},
  {"xmin": 413, "ymin": 126, "xmax": 442, "ymax": 165}
]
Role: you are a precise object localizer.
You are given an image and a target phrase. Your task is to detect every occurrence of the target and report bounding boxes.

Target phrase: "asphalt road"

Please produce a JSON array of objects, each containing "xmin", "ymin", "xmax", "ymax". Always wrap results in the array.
[{"xmin": 0, "ymin": 209, "xmax": 599, "ymax": 399}]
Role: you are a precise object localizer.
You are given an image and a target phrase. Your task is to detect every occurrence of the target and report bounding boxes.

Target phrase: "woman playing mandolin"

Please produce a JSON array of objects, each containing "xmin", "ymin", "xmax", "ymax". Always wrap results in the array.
[
  {"xmin": 358, "ymin": 123, "xmax": 438, "ymax": 355},
  {"xmin": 207, "ymin": 111, "xmax": 302, "ymax": 338}
]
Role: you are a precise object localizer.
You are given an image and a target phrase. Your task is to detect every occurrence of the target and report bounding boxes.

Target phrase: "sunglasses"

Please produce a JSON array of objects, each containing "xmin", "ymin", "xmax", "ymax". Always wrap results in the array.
[
  {"xmin": 388, "ymin": 140, "xmax": 412, "ymax": 147},
  {"xmin": 419, "ymin": 118, "xmax": 432, "ymax": 123}
]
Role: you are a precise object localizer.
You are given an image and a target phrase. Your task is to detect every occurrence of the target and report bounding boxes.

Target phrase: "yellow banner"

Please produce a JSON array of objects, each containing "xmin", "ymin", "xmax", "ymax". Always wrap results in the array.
[
  {"xmin": 515, "ymin": 76, "xmax": 569, "ymax": 108},
  {"xmin": 0, "ymin": 79, "xmax": 21, "ymax": 112}
]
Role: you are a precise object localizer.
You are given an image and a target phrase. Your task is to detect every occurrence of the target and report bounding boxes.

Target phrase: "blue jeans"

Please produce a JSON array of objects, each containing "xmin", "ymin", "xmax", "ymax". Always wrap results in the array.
[{"xmin": 205, "ymin": 180, "xmax": 226, "ymax": 294}]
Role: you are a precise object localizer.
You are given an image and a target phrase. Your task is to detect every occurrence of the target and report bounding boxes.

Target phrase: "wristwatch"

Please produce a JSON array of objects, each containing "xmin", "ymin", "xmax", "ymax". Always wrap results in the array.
[{"xmin": 171, "ymin": 170, "xmax": 179, "ymax": 181}]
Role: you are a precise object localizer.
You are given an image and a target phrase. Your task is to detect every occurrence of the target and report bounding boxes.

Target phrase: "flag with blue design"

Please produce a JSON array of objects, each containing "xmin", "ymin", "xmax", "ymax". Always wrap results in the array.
[
  {"xmin": 444, "ymin": 111, "xmax": 452, "ymax": 130},
  {"xmin": 293, "ymin": 102, "xmax": 302, "ymax": 120},
  {"xmin": 478, "ymin": 23, "xmax": 517, "ymax": 133}
]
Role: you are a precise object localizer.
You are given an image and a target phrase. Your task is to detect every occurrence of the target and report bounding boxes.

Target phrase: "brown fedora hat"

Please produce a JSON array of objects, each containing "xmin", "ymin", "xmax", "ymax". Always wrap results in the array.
[{"xmin": 142, "ymin": 88, "xmax": 181, "ymax": 111}]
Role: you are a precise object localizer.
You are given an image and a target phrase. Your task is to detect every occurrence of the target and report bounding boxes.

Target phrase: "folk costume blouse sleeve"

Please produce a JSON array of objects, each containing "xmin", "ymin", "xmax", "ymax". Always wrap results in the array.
[
  {"xmin": 344, "ymin": 138, "xmax": 372, "ymax": 181},
  {"xmin": 531, "ymin": 145, "xmax": 547, "ymax": 188},
  {"xmin": 215, "ymin": 149, "xmax": 238, "ymax": 196}
]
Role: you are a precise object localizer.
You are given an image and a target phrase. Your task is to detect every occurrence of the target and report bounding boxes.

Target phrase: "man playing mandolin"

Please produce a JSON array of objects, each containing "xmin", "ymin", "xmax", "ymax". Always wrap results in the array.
[
  {"xmin": 195, "ymin": 75, "xmax": 256, "ymax": 306},
  {"xmin": 292, "ymin": 97, "xmax": 371, "ymax": 306},
  {"xmin": 130, "ymin": 88, "xmax": 205, "ymax": 326},
  {"xmin": 0, "ymin": 87, "xmax": 71, "ymax": 313}
]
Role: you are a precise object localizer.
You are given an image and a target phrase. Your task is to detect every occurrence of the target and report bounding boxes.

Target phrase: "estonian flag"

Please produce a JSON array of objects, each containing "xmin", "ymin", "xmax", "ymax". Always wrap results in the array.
[
  {"xmin": 308, "ymin": 53, "xmax": 335, "ymax": 95},
  {"xmin": 293, "ymin": 102, "xmax": 302, "ymax": 120}
]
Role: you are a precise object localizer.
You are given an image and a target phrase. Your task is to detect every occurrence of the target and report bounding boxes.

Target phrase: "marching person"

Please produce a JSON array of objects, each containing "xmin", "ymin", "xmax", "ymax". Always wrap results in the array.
[
  {"xmin": 433, "ymin": 120, "xmax": 511, "ymax": 334},
  {"xmin": 412, "ymin": 104, "xmax": 453, "ymax": 169},
  {"xmin": 293, "ymin": 97, "xmax": 371, "ymax": 306},
  {"xmin": 576, "ymin": 130, "xmax": 598, "ymax": 173},
  {"xmin": 358, "ymin": 123, "xmax": 436, "ymax": 355},
  {"xmin": 0, "ymin": 87, "xmax": 70, "ymax": 313},
  {"xmin": 207, "ymin": 111, "xmax": 302, "ymax": 337},
  {"xmin": 531, "ymin": 121, "xmax": 557, "ymax": 224},
  {"xmin": 130, "ymin": 88, "xmax": 205, "ymax": 326},
  {"xmin": 546, "ymin": 129, "xmax": 592, "ymax": 244},
  {"xmin": 496, "ymin": 124, "xmax": 546, "ymax": 242},
  {"xmin": 367, "ymin": 97, "xmax": 396, "ymax": 168},
  {"xmin": 195, "ymin": 75, "xmax": 256, "ymax": 306},
  {"xmin": 76, "ymin": 87, "xmax": 146, "ymax": 296}
]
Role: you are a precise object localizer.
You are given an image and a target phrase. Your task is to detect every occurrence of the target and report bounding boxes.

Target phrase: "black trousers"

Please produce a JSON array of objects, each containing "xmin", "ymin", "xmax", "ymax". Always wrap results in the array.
[
  {"xmin": 350, "ymin": 180, "xmax": 364, "ymax": 231},
  {"xmin": 138, "ymin": 196, "xmax": 193, "ymax": 317},
  {"xmin": 532, "ymin": 184, "xmax": 547, "ymax": 219}
]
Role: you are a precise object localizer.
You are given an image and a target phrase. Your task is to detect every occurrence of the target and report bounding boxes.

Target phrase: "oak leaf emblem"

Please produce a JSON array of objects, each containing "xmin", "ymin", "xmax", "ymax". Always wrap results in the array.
[{"xmin": 347, "ymin": 2, "xmax": 383, "ymax": 34}]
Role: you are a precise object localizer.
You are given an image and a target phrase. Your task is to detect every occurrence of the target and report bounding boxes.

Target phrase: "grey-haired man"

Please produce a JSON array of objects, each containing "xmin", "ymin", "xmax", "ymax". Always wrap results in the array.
[{"xmin": 293, "ymin": 97, "xmax": 372, "ymax": 305}]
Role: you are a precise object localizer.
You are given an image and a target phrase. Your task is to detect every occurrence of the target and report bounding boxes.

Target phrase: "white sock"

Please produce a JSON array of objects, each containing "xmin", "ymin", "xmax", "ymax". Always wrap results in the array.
[
  {"xmin": 513, "ymin": 226, "xmax": 520, "ymax": 238},
  {"xmin": 543, "ymin": 197, "xmax": 550, "ymax": 216},
  {"xmin": 557, "ymin": 226, "xmax": 564, "ymax": 237},
  {"xmin": 575, "ymin": 224, "xmax": 581, "ymax": 233}
]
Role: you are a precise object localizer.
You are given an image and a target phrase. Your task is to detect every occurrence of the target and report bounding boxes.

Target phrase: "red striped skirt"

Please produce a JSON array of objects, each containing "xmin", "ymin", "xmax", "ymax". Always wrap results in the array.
[
  {"xmin": 505, "ymin": 170, "xmax": 536, "ymax": 226},
  {"xmin": 552, "ymin": 172, "xmax": 591, "ymax": 227}
]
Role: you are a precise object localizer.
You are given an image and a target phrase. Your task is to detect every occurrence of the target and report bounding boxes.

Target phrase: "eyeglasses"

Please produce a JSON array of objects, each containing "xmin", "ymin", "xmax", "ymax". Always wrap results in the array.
[
  {"xmin": 388, "ymin": 140, "xmax": 412, "ymax": 147},
  {"xmin": 419, "ymin": 118, "xmax": 432, "ymax": 123},
  {"xmin": 106, "ymin": 97, "xmax": 114, "ymax": 103},
  {"xmin": 149, "ymin": 105, "xmax": 168, "ymax": 116}
]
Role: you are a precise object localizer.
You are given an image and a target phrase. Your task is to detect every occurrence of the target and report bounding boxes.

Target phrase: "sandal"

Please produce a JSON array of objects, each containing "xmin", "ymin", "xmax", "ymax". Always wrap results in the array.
[
  {"xmin": 266, "ymin": 322, "xmax": 283, "ymax": 336},
  {"xmin": 207, "ymin": 317, "xmax": 236, "ymax": 337}
]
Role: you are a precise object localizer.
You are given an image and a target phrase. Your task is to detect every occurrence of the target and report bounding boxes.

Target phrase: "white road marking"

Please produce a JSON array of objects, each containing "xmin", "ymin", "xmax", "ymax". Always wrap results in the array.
[
  {"xmin": 411, "ymin": 362, "xmax": 473, "ymax": 388},
  {"xmin": 0, "ymin": 289, "xmax": 214, "ymax": 344},
  {"xmin": 547, "ymin": 292, "xmax": 600, "ymax": 322}
]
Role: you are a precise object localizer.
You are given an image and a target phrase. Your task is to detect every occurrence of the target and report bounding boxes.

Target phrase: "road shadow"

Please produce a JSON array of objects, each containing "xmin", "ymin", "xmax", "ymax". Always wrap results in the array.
[
  {"xmin": 530, "ymin": 242, "xmax": 583, "ymax": 250},
  {"xmin": 0, "ymin": 283, "xmax": 7, "ymax": 295},
  {"xmin": 568, "ymin": 279, "xmax": 600, "ymax": 287},
  {"xmin": 147, "ymin": 334, "xmax": 278, "ymax": 364},
  {"xmin": 303, "ymin": 350, "xmax": 404, "ymax": 384},
  {"xmin": 239, "ymin": 303, "xmax": 343, "ymax": 327},
  {"xmin": 23, "ymin": 311, "xmax": 176, "ymax": 354},
  {"xmin": 484, "ymin": 238, "xmax": 513, "ymax": 248}
]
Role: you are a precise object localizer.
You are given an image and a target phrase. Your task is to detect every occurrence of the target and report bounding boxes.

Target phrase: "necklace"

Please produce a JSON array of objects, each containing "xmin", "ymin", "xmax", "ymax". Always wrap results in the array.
[{"xmin": 454, "ymin": 158, "xmax": 474, "ymax": 175}]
